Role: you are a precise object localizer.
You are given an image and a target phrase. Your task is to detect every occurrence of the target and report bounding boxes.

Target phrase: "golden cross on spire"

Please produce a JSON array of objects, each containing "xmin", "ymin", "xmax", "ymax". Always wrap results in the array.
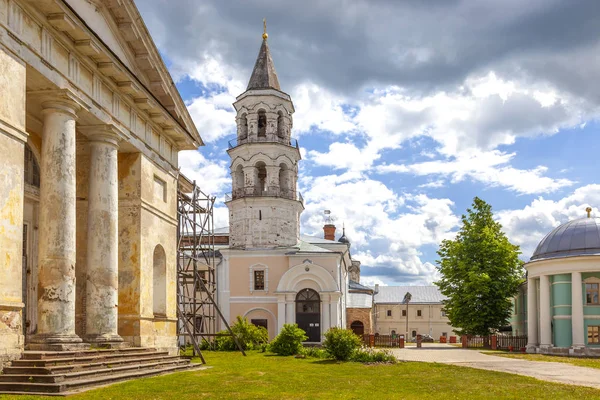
[{"xmin": 263, "ymin": 18, "xmax": 268, "ymax": 40}]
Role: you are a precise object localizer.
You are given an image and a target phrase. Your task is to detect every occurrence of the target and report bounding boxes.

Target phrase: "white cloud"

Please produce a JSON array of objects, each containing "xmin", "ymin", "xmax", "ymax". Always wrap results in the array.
[
  {"xmin": 498, "ymin": 184, "xmax": 600, "ymax": 259},
  {"xmin": 178, "ymin": 150, "xmax": 230, "ymax": 196},
  {"xmin": 377, "ymin": 150, "xmax": 574, "ymax": 195}
]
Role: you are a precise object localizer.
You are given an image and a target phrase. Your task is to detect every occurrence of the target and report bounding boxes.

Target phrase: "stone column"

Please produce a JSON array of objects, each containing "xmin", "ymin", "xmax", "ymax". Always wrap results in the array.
[
  {"xmin": 266, "ymin": 165, "xmax": 280, "ymax": 196},
  {"xmin": 243, "ymin": 166, "xmax": 256, "ymax": 196},
  {"xmin": 539, "ymin": 274, "xmax": 552, "ymax": 348},
  {"xmin": 321, "ymin": 294, "xmax": 330, "ymax": 339},
  {"xmin": 277, "ymin": 296, "xmax": 285, "ymax": 333},
  {"xmin": 82, "ymin": 127, "xmax": 123, "ymax": 344},
  {"xmin": 330, "ymin": 294, "xmax": 340, "ymax": 328},
  {"xmin": 571, "ymin": 271, "xmax": 585, "ymax": 348},
  {"xmin": 30, "ymin": 93, "xmax": 85, "ymax": 349},
  {"xmin": 285, "ymin": 294, "xmax": 295, "ymax": 325},
  {"xmin": 526, "ymin": 277, "xmax": 539, "ymax": 352},
  {"xmin": 247, "ymin": 114, "xmax": 258, "ymax": 142}
]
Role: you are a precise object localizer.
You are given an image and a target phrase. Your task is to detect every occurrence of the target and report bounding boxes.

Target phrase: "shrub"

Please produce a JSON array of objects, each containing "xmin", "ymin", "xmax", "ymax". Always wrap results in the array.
[
  {"xmin": 351, "ymin": 347, "xmax": 397, "ymax": 363},
  {"xmin": 268, "ymin": 324, "xmax": 307, "ymax": 355},
  {"xmin": 299, "ymin": 346, "xmax": 329, "ymax": 359},
  {"xmin": 215, "ymin": 316, "xmax": 269, "ymax": 351},
  {"xmin": 323, "ymin": 327, "xmax": 362, "ymax": 361}
]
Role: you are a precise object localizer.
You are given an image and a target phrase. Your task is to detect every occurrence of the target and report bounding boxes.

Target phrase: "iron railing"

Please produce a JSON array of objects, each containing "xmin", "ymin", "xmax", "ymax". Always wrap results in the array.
[
  {"xmin": 228, "ymin": 136, "xmax": 299, "ymax": 149},
  {"xmin": 225, "ymin": 187, "xmax": 303, "ymax": 204}
]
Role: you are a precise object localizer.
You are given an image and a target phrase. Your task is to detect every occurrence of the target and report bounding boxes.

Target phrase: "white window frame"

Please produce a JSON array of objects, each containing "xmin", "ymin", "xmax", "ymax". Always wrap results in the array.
[{"xmin": 249, "ymin": 263, "xmax": 268, "ymax": 293}]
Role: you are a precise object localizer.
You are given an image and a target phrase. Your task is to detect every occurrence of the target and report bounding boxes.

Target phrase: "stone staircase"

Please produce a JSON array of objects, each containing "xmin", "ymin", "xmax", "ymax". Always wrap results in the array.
[{"xmin": 0, "ymin": 347, "xmax": 205, "ymax": 396}]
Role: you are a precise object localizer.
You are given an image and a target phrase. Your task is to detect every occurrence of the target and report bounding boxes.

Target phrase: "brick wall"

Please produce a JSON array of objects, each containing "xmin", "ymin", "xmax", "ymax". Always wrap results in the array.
[{"xmin": 346, "ymin": 308, "xmax": 372, "ymax": 334}]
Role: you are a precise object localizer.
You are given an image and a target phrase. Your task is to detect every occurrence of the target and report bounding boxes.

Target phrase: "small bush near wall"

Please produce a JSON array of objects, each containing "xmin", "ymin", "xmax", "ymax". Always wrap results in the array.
[
  {"xmin": 299, "ymin": 346, "xmax": 329, "ymax": 359},
  {"xmin": 215, "ymin": 316, "xmax": 269, "ymax": 351},
  {"xmin": 323, "ymin": 328, "xmax": 362, "ymax": 361},
  {"xmin": 269, "ymin": 324, "xmax": 308, "ymax": 356}
]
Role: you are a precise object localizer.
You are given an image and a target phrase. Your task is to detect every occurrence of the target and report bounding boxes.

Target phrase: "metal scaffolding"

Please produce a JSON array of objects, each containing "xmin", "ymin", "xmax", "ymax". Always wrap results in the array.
[{"xmin": 176, "ymin": 175, "xmax": 244, "ymax": 363}]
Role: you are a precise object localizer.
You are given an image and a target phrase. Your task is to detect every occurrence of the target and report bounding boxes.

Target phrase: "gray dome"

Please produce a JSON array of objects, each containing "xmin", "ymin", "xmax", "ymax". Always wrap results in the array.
[{"xmin": 531, "ymin": 217, "xmax": 600, "ymax": 261}]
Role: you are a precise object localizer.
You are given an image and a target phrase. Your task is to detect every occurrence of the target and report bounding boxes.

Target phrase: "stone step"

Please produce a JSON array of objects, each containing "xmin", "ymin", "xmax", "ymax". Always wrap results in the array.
[
  {"xmin": 3, "ymin": 354, "xmax": 182, "ymax": 375},
  {"xmin": 0, "ymin": 362, "xmax": 204, "ymax": 395},
  {"xmin": 0, "ymin": 359, "xmax": 190, "ymax": 383},
  {"xmin": 22, "ymin": 346, "xmax": 154, "ymax": 360},
  {"xmin": 11, "ymin": 350, "xmax": 170, "ymax": 367}
]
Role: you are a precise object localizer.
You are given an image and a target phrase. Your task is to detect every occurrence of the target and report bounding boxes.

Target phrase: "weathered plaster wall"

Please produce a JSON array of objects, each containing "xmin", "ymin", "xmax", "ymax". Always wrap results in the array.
[
  {"xmin": 0, "ymin": 45, "xmax": 26, "ymax": 366},
  {"xmin": 139, "ymin": 155, "xmax": 177, "ymax": 353},
  {"xmin": 118, "ymin": 152, "xmax": 142, "ymax": 345}
]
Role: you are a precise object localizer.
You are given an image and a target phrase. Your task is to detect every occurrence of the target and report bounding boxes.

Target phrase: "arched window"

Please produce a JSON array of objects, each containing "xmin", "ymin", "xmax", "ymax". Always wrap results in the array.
[
  {"xmin": 239, "ymin": 113, "xmax": 248, "ymax": 140},
  {"xmin": 277, "ymin": 111, "xmax": 285, "ymax": 139},
  {"xmin": 255, "ymin": 162, "xmax": 267, "ymax": 194},
  {"xmin": 153, "ymin": 245, "xmax": 167, "ymax": 317},
  {"xmin": 233, "ymin": 165, "xmax": 244, "ymax": 197},
  {"xmin": 279, "ymin": 163, "xmax": 289, "ymax": 196},
  {"xmin": 257, "ymin": 110, "xmax": 267, "ymax": 137},
  {"xmin": 24, "ymin": 144, "xmax": 40, "ymax": 188}
]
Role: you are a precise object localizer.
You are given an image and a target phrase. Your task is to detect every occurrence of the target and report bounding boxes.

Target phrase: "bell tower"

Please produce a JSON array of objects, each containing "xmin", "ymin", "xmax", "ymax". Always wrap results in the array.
[{"xmin": 226, "ymin": 23, "xmax": 304, "ymax": 248}]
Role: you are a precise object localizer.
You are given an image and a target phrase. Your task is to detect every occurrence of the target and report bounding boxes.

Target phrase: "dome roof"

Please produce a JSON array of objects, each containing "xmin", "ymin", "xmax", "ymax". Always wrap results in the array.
[
  {"xmin": 338, "ymin": 227, "xmax": 350, "ymax": 245},
  {"xmin": 531, "ymin": 217, "xmax": 600, "ymax": 261}
]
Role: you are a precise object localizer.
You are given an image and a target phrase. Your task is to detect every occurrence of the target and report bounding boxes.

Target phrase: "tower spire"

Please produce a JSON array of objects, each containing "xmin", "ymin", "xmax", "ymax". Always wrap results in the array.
[
  {"xmin": 247, "ymin": 19, "xmax": 281, "ymax": 91},
  {"xmin": 263, "ymin": 18, "xmax": 268, "ymax": 40}
]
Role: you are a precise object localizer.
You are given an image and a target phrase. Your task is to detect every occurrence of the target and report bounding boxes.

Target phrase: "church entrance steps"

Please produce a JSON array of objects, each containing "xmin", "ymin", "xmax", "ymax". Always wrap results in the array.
[{"xmin": 0, "ymin": 348, "xmax": 205, "ymax": 396}]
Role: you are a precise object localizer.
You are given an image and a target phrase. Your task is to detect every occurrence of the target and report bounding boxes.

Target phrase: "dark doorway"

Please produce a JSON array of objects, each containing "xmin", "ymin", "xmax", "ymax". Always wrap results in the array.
[
  {"xmin": 296, "ymin": 289, "xmax": 320, "ymax": 342},
  {"xmin": 251, "ymin": 319, "xmax": 268, "ymax": 331},
  {"xmin": 350, "ymin": 321, "xmax": 364, "ymax": 336}
]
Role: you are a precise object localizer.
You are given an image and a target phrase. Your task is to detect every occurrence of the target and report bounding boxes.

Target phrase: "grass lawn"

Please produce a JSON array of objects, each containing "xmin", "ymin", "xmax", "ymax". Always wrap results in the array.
[
  {"xmin": 1, "ymin": 351, "xmax": 599, "ymax": 400},
  {"xmin": 483, "ymin": 351, "xmax": 600, "ymax": 370}
]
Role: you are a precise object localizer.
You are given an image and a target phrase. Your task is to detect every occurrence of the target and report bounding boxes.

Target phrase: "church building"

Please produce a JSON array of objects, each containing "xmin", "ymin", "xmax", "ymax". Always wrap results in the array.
[
  {"xmin": 1, "ymin": 0, "xmax": 202, "ymax": 367},
  {"xmin": 215, "ymin": 29, "xmax": 357, "ymax": 342},
  {"xmin": 516, "ymin": 209, "xmax": 600, "ymax": 355}
]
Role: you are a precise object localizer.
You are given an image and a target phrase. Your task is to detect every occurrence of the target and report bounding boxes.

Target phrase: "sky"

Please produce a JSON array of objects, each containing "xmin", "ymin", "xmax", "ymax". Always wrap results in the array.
[{"xmin": 137, "ymin": 0, "xmax": 600, "ymax": 287}]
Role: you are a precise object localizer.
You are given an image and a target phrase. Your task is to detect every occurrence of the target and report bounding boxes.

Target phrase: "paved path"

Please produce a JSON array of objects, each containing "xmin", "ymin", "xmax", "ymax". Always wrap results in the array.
[{"xmin": 390, "ymin": 343, "xmax": 600, "ymax": 390}]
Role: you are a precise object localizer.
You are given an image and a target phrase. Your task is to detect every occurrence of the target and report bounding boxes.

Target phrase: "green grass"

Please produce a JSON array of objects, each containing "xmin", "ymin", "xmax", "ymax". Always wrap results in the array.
[
  {"xmin": 484, "ymin": 352, "xmax": 600, "ymax": 370},
  {"xmin": 1, "ymin": 351, "xmax": 599, "ymax": 399}
]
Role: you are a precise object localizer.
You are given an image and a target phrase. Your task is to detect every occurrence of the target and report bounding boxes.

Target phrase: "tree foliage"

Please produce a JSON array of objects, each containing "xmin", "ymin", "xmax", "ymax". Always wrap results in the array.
[{"xmin": 435, "ymin": 197, "xmax": 524, "ymax": 336}]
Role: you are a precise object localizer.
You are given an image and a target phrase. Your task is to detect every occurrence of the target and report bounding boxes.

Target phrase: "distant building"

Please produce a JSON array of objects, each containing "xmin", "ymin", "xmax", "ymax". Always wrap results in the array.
[
  {"xmin": 519, "ymin": 210, "xmax": 600, "ymax": 355},
  {"xmin": 372, "ymin": 286, "xmax": 456, "ymax": 339}
]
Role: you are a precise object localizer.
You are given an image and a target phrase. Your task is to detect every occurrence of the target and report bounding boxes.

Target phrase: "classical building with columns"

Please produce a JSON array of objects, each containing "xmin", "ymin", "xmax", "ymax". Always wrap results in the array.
[
  {"xmin": 215, "ymin": 30, "xmax": 356, "ymax": 342},
  {"xmin": 521, "ymin": 211, "xmax": 600, "ymax": 355},
  {"xmin": 0, "ymin": 0, "xmax": 202, "ymax": 365}
]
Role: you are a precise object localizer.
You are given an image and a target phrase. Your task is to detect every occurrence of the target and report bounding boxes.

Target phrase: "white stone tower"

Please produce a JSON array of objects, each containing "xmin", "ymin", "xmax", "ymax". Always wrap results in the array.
[{"xmin": 226, "ymin": 25, "xmax": 304, "ymax": 248}]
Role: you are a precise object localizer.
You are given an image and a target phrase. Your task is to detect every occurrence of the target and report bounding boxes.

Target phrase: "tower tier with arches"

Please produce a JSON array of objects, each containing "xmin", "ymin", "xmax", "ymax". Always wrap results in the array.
[{"xmin": 226, "ymin": 27, "xmax": 304, "ymax": 248}]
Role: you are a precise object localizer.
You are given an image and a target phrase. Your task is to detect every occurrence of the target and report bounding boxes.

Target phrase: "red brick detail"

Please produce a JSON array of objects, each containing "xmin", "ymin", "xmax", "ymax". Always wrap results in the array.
[
  {"xmin": 323, "ymin": 224, "xmax": 336, "ymax": 241},
  {"xmin": 346, "ymin": 308, "xmax": 372, "ymax": 334},
  {"xmin": 491, "ymin": 335, "xmax": 497, "ymax": 350}
]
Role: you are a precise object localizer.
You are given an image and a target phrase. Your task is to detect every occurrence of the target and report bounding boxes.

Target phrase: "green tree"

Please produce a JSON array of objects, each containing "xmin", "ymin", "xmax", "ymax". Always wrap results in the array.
[{"xmin": 435, "ymin": 197, "xmax": 523, "ymax": 336}]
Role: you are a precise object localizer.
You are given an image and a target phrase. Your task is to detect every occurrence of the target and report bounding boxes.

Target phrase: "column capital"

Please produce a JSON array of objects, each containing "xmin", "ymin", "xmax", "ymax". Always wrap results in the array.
[
  {"xmin": 78, "ymin": 124, "xmax": 124, "ymax": 147},
  {"xmin": 32, "ymin": 89, "xmax": 90, "ymax": 118}
]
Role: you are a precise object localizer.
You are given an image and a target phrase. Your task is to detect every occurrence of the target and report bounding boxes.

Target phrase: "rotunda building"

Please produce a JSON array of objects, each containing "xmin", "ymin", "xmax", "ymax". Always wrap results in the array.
[{"xmin": 525, "ymin": 209, "xmax": 600, "ymax": 355}]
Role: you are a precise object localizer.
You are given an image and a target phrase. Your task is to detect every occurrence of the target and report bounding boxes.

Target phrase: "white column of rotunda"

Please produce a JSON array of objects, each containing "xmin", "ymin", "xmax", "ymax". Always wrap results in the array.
[
  {"xmin": 526, "ymin": 208, "xmax": 596, "ymax": 353},
  {"xmin": 29, "ymin": 90, "xmax": 122, "ymax": 350}
]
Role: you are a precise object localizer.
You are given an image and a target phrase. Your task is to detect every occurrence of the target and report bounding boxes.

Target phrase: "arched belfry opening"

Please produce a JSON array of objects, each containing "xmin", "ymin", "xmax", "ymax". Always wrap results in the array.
[
  {"xmin": 255, "ymin": 162, "xmax": 267, "ymax": 194},
  {"xmin": 296, "ymin": 289, "xmax": 321, "ymax": 342},
  {"xmin": 257, "ymin": 110, "xmax": 267, "ymax": 137}
]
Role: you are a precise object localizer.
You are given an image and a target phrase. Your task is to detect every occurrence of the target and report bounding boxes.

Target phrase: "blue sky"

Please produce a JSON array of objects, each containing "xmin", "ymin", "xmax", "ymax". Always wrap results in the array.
[{"xmin": 138, "ymin": 0, "xmax": 600, "ymax": 286}]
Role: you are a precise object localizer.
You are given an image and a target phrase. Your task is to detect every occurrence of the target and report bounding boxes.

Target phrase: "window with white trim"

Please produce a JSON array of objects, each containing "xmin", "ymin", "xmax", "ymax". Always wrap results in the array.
[{"xmin": 249, "ymin": 264, "xmax": 268, "ymax": 293}]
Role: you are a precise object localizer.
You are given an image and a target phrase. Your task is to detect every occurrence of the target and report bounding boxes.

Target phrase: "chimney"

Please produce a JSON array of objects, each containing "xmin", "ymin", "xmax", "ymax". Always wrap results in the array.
[{"xmin": 323, "ymin": 224, "xmax": 336, "ymax": 241}]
